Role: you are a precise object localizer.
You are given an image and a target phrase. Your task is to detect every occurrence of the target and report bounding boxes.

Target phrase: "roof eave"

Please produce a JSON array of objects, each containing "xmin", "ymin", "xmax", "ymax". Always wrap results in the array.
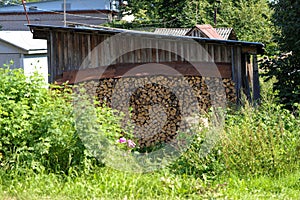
[
  {"xmin": 27, "ymin": 49, "xmax": 47, "ymax": 55},
  {"xmin": 28, "ymin": 24, "xmax": 265, "ymax": 55},
  {"xmin": 0, "ymin": 37, "xmax": 29, "ymax": 53}
]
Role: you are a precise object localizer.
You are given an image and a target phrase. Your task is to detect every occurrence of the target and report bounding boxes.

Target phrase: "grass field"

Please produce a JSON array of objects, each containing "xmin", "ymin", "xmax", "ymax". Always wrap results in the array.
[{"xmin": 0, "ymin": 167, "xmax": 299, "ymax": 199}]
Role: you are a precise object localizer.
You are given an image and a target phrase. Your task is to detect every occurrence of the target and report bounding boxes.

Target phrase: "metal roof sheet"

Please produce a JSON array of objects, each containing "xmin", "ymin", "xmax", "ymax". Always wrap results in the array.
[
  {"xmin": 215, "ymin": 27, "xmax": 236, "ymax": 40},
  {"xmin": 0, "ymin": 31, "xmax": 47, "ymax": 52},
  {"xmin": 153, "ymin": 28, "xmax": 190, "ymax": 36},
  {"xmin": 155, "ymin": 26, "xmax": 236, "ymax": 40},
  {"xmin": 192, "ymin": 24, "xmax": 223, "ymax": 39}
]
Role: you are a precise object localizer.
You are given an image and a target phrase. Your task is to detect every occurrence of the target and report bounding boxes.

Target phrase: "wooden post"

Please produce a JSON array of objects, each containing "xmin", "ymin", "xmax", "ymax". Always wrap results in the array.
[
  {"xmin": 242, "ymin": 53, "xmax": 252, "ymax": 102},
  {"xmin": 49, "ymin": 31, "xmax": 54, "ymax": 83},
  {"xmin": 231, "ymin": 46, "xmax": 242, "ymax": 104},
  {"xmin": 252, "ymin": 54, "xmax": 260, "ymax": 103}
]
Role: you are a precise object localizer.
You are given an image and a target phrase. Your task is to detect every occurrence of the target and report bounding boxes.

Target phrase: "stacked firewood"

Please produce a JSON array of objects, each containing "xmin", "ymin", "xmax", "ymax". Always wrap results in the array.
[{"xmin": 79, "ymin": 76, "xmax": 236, "ymax": 148}]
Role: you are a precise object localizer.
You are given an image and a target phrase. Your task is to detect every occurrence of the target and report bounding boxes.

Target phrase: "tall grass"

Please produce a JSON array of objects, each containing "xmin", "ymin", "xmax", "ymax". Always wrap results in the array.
[
  {"xmin": 221, "ymin": 79, "xmax": 300, "ymax": 177},
  {"xmin": 171, "ymin": 79, "xmax": 300, "ymax": 178}
]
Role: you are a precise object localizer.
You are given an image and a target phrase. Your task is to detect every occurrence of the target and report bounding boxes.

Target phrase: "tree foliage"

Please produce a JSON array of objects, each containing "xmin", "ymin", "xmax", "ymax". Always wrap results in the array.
[
  {"xmin": 116, "ymin": 0, "xmax": 274, "ymax": 52},
  {"xmin": 261, "ymin": 0, "xmax": 300, "ymax": 109},
  {"xmin": 218, "ymin": 0, "xmax": 275, "ymax": 51}
]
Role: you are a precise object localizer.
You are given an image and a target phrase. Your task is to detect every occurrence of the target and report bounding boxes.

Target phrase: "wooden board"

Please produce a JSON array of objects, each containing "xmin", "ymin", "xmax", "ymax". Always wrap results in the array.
[{"xmin": 55, "ymin": 61, "xmax": 232, "ymax": 84}]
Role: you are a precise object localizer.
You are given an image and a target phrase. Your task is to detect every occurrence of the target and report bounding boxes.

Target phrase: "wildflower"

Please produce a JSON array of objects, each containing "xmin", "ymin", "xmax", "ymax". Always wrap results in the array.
[
  {"xmin": 118, "ymin": 137, "xmax": 127, "ymax": 144},
  {"xmin": 127, "ymin": 140, "xmax": 136, "ymax": 148}
]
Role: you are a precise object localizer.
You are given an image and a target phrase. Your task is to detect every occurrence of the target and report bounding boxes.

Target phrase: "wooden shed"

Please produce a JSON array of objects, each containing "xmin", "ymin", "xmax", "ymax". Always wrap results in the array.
[
  {"xmin": 29, "ymin": 24, "xmax": 263, "ymax": 101},
  {"xmin": 29, "ymin": 24, "xmax": 264, "ymax": 147}
]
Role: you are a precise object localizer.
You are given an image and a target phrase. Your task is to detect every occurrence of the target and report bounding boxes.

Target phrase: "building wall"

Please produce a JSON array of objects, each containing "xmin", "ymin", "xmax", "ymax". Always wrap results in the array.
[
  {"xmin": 23, "ymin": 54, "xmax": 48, "ymax": 83},
  {"xmin": 0, "ymin": 53, "xmax": 48, "ymax": 82},
  {"xmin": 0, "ymin": 41, "xmax": 23, "ymax": 54},
  {"xmin": 0, "ymin": 53, "xmax": 21, "ymax": 69},
  {"xmin": 0, "ymin": 12, "xmax": 111, "ymax": 31},
  {"xmin": 44, "ymin": 30, "xmax": 233, "ymax": 83}
]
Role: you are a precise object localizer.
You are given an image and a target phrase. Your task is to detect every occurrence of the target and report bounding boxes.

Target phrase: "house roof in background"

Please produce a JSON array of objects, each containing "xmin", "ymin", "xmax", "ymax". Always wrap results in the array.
[
  {"xmin": 188, "ymin": 24, "xmax": 223, "ymax": 39},
  {"xmin": 0, "ymin": 0, "xmax": 112, "ymax": 13},
  {"xmin": 153, "ymin": 28, "xmax": 190, "ymax": 36},
  {"xmin": 154, "ymin": 25, "xmax": 238, "ymax": 40},
  {"xmin": 0, "ymin": 31, "xmax": 47, "ymax": 53},
  {"xmin": 215, "ymin": 27, "xmax": 236, "ymax": 40}
]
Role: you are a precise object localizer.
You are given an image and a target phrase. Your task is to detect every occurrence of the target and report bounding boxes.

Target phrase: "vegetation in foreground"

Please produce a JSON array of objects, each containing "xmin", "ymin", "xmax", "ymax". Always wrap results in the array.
[{"xmin": 0, "ymin": 67, "xmax": 299, "ymax": 199}]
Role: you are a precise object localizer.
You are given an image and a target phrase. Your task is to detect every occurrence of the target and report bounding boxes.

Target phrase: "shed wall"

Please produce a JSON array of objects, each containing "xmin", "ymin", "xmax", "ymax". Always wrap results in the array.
[{"xmin": 47, "ymin": 30, "xmax": 234, "ymax": 82}]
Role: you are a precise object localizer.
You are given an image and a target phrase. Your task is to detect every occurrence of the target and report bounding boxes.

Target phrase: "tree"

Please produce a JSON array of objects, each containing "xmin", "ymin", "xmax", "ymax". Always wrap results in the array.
[
  {"xmin": 261, "ymin": 0, "xmax": 300, "ymax": 109},
  {"xmin": 177, "ymin": 0, "xmax": 214, "ymax": 27},
  {"xmin": 117, "ymin": 0, "xmax": 274, "ymax": 45},
  {"xmin": 155, "ymin": 0, "xmax": 192, "ymax": 27},
  {"xmin": 217, "ymin": 0, "xmax": 275, "ymax": 54}
]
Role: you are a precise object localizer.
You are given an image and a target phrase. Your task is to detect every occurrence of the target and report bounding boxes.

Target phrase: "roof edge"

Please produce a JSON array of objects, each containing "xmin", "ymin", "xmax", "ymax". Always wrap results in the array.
[
  {"xmin": 28, "ymin": 24, "xmax": 265, "ymax": 54},
  {"xmin": 0, "ymin": 37, "xmax": 29, "ymax": 52}
]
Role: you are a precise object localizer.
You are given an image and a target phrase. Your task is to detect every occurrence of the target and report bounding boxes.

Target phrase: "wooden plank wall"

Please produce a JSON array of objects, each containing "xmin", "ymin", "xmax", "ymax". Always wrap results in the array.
[{"xmin": 47, "ymin": 30, "xmax": 233, "ymax": 82}]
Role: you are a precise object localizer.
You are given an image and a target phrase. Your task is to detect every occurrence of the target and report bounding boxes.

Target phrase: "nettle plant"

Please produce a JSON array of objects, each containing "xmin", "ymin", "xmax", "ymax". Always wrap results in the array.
[
  {"xmin": 73, "ymin": 88, "xmax": 139, "ymax": 164},
  {"xmin": 95, "ymin": 104, "xmax": 138, "ymax": 153}
]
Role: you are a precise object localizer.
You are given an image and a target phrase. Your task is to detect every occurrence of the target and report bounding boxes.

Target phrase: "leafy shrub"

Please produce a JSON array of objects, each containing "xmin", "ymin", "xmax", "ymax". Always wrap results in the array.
[
  {"xmin": 0, "ymin": 67, "xmax": 131, "ymax": 174},
  {"xmin": 0, "ymin": 67, "xmax": 85, "ymax": 173},
  {"xmin": 169, "ymin": 113, "xmax": 226, "ymax": 181}
]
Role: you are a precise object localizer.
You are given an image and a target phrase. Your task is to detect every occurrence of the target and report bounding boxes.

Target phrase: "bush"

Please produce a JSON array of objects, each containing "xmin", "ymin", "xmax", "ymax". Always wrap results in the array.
[
  {"xmin": 0, "ymin": 67, "xmax": 130, "ymax": 174},
  {"xmin": 0, "ymin": 67, "xmax": 86, "ymax": 173},
  {"xmin": 169, "ymin": 111, "xmax": 226, "ymax": 181}
]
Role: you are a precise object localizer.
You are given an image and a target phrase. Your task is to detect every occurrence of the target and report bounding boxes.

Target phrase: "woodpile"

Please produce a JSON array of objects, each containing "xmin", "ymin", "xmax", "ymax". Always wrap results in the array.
[{"xmin": 79, "ymin": 75, "xmax": 236, "ymax": 148}]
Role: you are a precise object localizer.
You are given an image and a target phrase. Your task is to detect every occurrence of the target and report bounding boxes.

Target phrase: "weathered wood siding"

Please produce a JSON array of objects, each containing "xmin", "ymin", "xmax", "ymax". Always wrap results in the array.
[{"xmin": 46, "ymin": 30, "xmax": 233, "ymax": 82}]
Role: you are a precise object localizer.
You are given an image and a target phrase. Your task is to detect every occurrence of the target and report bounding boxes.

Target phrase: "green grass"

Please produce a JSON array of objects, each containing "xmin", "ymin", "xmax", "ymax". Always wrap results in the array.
[
  {"xmin": 0, "ymin": 167, "xmax": 225, "ymax": 200},
  {"xmin": 223, "ymin": 171, "xmax": 300, "ymax": 199},
  {"xmin": 0, "ymin": 168, "xmax": 299, "ymax": 199}
]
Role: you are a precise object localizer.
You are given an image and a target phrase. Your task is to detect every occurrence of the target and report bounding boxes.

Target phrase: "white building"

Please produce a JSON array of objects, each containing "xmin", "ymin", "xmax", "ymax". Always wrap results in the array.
[
  {"xmin": 0, "ymin": 0, "xmax": 118, "ymax": 31},
  {"xmin": 0, "ymin": 31, "xmax": 48, "ymax": 82}
]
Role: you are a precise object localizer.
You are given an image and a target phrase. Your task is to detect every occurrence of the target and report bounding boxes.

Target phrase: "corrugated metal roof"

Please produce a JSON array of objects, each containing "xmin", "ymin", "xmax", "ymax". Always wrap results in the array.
[
  {"xmin": 153, "ymin": 28, "xmax": 190, "ymax": 36},
  {"xmin": 215, "ymin": 28, "xmax": 236, "ymax": 40},
  {"xmin": 0, "ymin": 0, "xmax": 112, "ymax": 13},
  {"xmin": 0, "ymin": 31, "xmax": 47, "ymax": 53},
  {"xmin": 154, "ymin": 26, "xmax": 236, "ymax": 40}
]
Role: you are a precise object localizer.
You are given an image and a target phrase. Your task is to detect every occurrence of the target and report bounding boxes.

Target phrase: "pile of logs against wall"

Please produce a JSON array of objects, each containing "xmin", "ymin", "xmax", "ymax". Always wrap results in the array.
[
  {"xmin": 81, "ymin": 76, "xmax": 236, "ymax": 148},
  {"xmin": 30, "ymin": 25, "xmax": 263, "ymax": 148}
]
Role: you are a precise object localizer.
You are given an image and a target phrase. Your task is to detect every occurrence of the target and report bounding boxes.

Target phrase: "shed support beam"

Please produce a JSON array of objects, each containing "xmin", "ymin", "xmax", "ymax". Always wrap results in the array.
[
  {"xmin": 232, "ymin": 46, "xmax": 242, "ymax": 104},
  {"xmin": 242, "ymin": 54, "xmax": 252, "ymax": 102},
  {"xmin": 252, "ymin": 54, "xmax": 260, "ymax": 104}
]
